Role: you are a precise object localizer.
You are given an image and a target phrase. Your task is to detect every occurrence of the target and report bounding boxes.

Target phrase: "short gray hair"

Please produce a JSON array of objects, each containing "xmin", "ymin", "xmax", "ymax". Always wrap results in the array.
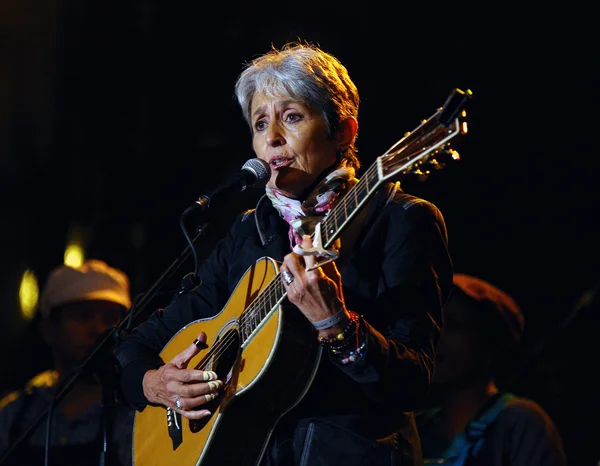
[{"xmin": 234, "ymin": 41, "xmax": 360, "ymax": 171}]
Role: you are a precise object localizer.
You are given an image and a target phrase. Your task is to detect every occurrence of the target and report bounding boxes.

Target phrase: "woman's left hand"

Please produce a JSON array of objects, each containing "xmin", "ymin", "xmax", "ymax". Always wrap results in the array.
[{"xmin": 281, "ymin": 235, "xmax": 347, "ymax": 324}]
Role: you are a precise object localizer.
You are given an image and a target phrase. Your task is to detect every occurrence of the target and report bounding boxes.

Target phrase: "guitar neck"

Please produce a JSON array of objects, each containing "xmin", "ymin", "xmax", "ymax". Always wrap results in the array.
[
  {"xmin": 320, "ymin": 105, "xmax": 454, "ymax": 247},
  {"xmin": 239, "ymin": 88, "xmax": 471, "ymax": 344},
  {"xmin": 320, "ymin": 164, "xmax": 384, "ymax": 248}
]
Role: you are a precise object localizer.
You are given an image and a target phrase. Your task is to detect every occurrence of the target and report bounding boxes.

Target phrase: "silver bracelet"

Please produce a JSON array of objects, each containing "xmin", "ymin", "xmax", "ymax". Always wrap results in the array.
[{"xmin": 312, "ymin": 309, "xmax": 346, "ymax": 330}]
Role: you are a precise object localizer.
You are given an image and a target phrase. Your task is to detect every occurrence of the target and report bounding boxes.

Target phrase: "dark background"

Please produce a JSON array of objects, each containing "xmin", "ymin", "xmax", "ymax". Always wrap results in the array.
[{"xmin": 1, "ymin": 1, "xmax": 597, "ymax": 464}]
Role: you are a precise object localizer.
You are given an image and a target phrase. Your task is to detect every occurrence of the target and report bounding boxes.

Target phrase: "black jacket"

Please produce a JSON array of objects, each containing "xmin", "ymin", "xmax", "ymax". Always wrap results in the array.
[{"xmin": 115, "ymin": 181, "xmax": 453, "ymax": 466}]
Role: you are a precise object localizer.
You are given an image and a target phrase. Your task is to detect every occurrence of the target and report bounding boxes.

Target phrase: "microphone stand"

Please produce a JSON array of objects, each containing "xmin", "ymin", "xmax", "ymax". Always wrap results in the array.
[{"xmin": 0, "ymin": 223, "xmax": 211, "ymax": 466}]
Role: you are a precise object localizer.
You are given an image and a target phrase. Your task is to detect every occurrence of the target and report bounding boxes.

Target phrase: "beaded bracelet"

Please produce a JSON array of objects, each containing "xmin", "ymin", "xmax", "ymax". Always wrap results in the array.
[
  {"xmin": 317, "ymin": 311, "xmax": 360, "ymax": 346},
  {"xmin": 333, "ymin": 341, "xmax": 367, "ymax": 365},
  {"xmin": 329, "ymin": 314, "xmax": 367, "ymax": 365}
]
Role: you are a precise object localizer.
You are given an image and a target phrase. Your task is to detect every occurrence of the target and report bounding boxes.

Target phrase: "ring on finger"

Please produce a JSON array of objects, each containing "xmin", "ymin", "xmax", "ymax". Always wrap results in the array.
[
  {"xmin": 282, "ymin": 270, "xmax": 294, "ymax": 285},
  {"xmin": 175, "ymin": 397, "xmax": 182, "ymax": 409}
]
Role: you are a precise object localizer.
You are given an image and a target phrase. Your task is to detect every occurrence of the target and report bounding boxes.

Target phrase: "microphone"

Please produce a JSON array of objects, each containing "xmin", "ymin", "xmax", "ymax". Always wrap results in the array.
[{"xmin": 183, "ymin": 158, "xmax": 271, "ymax": 216}]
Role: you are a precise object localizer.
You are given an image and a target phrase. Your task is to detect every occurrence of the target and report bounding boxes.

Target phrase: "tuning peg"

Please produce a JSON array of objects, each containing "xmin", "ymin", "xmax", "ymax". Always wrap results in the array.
[
  {"xmin": 449, "ymin": 149, "xmax": 460, "ymax": 161},
  {"xmin": 413, "ymin": 168, "xmax": 430, "ymax": 182}
]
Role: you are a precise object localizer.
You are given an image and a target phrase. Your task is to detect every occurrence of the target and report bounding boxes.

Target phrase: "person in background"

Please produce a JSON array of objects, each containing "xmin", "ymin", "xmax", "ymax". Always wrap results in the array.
[
  {"xmin": 114, "ymin": 40, "xmax": 453, "ymax": 465},
  {"xmin": 416, "ymin": 273, "xmax": 567, "ymax": 465},
  {"xmin": 0, "ymin": 259, "xmax": 135, "ymax": 466}
]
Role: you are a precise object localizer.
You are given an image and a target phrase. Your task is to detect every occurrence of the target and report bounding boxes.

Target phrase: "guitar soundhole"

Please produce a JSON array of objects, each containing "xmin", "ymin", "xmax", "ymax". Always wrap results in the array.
[{"xmin": 189, "ymin": 328, "xmax": 241, "ymax": 434}]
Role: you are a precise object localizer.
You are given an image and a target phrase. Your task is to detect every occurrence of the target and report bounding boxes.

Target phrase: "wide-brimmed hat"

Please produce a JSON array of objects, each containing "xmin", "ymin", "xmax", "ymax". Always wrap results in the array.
[{"xmin": 39, "ymin": 259, "xmax": 131, "ymax": 318}]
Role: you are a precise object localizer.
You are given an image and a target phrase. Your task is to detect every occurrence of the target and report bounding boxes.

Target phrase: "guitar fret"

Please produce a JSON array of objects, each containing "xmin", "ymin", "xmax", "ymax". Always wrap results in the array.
[
  {"xmin": 242, "ymin": 312, "xmax": 250, "ymax": 340},
  {"xmin": 342, "ymin": 194, "xmax": 350, "ymax": 224},
  {"xmin": 252, "ymin": 306, "xmax": 259, "ymax": 334},
  {"xmin": 267, "ymin": 283, "xmax": 276, "ymax": 316},
  {"xmin": 322, "ymin": 219, "xmax": 329, "ymax": 246}
]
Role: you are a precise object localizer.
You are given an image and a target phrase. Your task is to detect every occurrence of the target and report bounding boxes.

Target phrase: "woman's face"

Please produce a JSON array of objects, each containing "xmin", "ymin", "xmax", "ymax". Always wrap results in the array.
[{"xmin": 250, "ymin": 92, "xmax": 339, "ymax": 199}]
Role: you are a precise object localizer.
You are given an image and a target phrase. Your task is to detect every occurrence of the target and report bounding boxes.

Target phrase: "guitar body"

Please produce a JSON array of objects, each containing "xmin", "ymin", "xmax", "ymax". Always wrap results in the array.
[{"xmin": 133, "ymin": 257, "xmax": 322, "ymax": 466}]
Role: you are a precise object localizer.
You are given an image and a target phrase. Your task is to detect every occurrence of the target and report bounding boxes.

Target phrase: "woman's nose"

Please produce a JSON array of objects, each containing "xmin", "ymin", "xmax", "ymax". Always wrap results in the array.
[{"xmin": 265, "ymin": 120, "xmax": 285, "ymax": 146}]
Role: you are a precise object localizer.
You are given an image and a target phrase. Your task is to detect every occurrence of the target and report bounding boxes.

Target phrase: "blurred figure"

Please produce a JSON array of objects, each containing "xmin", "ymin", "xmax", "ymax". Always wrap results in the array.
[
  {"xmin": 416, "ymin": 273, "xmax": 567, "ymax": 466},
  {"xmin": 0, "ymin": 260, "xmax": 135, "ymax": 466}
]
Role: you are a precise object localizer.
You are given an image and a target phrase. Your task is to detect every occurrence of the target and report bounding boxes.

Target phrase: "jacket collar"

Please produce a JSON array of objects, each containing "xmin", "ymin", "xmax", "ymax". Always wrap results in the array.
[{"xmin": 250, "ymin": 194, "xmax": 281, "ymax": 247}]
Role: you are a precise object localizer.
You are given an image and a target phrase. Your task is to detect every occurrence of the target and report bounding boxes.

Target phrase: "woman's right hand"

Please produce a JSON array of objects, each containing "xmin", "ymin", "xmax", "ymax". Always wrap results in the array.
[{"xmin": 142, "ymin": 331, "xmax": 222, "ymax": 420}]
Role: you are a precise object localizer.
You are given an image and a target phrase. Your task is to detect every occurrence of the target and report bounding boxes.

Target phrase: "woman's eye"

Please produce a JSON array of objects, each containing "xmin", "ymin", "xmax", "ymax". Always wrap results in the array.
[
  {"xmin": 285, "ymin": 113, "xmax": 301, "ymax": 123},
  {"xmin": 254, "ymin": 120, "xmax": 267, "ymax": 131}
]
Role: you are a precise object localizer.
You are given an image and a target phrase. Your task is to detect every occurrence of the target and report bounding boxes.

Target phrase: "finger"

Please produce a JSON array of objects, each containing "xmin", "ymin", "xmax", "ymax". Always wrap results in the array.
[
  {"xmin": 299, "ymin": 235, "xmax": 326, "ymax": 273},
  {"xmin": 320, "ymin": 259, "xmax": 340, "ymax": 280},
  {"xmin": 173, "ymin": 382, "xmax": 221, "ymax": 411},
  {"xmin": 299, "ymin": 235, "xmax": 316, "ymax": 266},
  {"xmin": 177, "ymin": 407, "xmax": 213, "ymax": 420},
  {"xmin": 172, "ymin": 380, "xmax": 222, "ymax": 420},
  {"xmin": 166, "ymin": 368, "xmax": 219, "ymax": 386},
  {"xmin": 181, "ymin": 379, "xmax": 222, "ymax": 397},
  {"xmin": 172, "ymin": 332, "xmax": 209, "ymax": 369},
  {"xmin": 187, "ymin": 389, "xmax": 220, "ymax": 406},
  {"xmin": 282, "ymin": 255, "xmax": 302, "ymax": 279},
  {"xmin": 301, "ymin": 234, "xmax": 313, "ymax": 248},
  {"xmin": 173, "ymin": 396, "xmax": 213, "ymax": 420}
]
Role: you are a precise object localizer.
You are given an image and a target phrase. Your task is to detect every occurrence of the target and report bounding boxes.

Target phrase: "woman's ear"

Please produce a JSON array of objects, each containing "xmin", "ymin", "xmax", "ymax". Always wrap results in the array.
[{"xmin": 336, "ymin": 118, "xmax": 358, "ymax": 149}]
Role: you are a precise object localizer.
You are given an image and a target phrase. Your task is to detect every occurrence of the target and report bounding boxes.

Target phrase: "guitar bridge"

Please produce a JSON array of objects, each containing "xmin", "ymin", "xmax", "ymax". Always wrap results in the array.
[{"xmin": 166, "ymin": 407, "xmax": 183, "ymax": 450}]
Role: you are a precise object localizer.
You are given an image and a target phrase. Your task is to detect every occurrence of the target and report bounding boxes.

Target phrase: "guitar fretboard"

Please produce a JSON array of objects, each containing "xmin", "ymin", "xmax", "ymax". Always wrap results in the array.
[
  {"xmin": 237, "ymin": 163, "xmax": 382, "ymax": 344},
  {"xmin": 239, "ymin": 276, "xmax": 286, "ymax": 343}
]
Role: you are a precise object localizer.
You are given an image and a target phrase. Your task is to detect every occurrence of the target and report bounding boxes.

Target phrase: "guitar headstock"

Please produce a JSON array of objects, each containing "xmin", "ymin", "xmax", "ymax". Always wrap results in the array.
[{"xmin": 378, "ymin": 88, "xmax": 472, "ymax": 183}]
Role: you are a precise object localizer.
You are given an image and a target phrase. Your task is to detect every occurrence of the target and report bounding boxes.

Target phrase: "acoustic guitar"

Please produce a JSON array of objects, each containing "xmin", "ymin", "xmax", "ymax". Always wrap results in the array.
[{"xmin": 132, "ymin": 88, "xmax": 473, "ymax": 466}]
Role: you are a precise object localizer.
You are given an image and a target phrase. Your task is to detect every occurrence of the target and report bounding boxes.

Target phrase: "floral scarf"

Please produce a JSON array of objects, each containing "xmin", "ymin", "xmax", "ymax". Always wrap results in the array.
[{"xmin": 266, "ymin": 163, "xmax": 357, "ymax": 250}]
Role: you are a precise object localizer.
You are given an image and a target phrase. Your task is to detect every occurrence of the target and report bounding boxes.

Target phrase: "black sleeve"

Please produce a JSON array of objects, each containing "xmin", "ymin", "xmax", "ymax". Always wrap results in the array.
[{"xmin": 334, "ymin": 192, "xmax": 453, "ymax": 410}]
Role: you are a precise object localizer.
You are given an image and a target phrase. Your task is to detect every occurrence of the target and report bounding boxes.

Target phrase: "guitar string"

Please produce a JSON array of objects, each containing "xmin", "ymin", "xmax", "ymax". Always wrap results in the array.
[{"xmin": 190, "ymin": 274, "xmax": 286, "ymax": 372}]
